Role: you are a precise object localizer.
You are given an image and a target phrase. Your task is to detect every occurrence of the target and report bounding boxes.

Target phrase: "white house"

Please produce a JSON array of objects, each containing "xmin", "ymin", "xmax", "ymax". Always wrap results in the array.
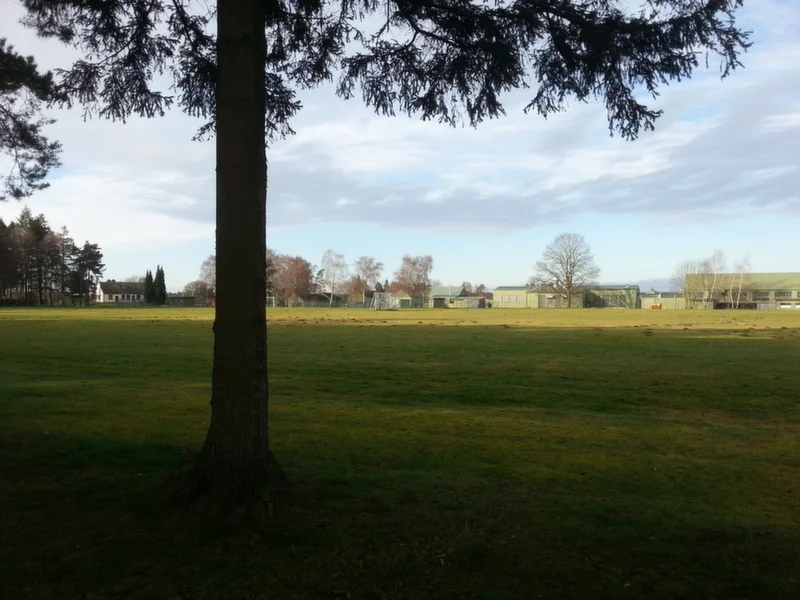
[{"xmin": 96, "ymin": 280, "xmax": 146, "ymax": 303}]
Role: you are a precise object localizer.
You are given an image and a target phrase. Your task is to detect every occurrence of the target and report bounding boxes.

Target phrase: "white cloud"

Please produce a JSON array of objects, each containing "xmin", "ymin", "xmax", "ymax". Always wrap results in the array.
[
  {"xmin": 30, "ymin": 172, "xmax": 212, "ymax": 248},
  {"xmin": 764, "ymin": 113, "xmax": 800, "ymax": 130}
]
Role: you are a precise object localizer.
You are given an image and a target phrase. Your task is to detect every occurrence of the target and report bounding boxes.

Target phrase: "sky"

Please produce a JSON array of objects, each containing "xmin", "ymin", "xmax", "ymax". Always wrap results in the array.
[{"xmin": 1, "ymin": 0, "xmax": 799, "ymax": 292}]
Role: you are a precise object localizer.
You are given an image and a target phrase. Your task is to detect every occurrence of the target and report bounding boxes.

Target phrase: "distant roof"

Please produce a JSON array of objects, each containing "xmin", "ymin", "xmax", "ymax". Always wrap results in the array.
[
  {"xmin": 588, "ymin": 285, "xmax": 641, "ymax": 291},
  {"xmin": 429, "ymin": 285, "xmax": 467, "ymax": 298},
  {"xmin": 492, "ymin": 285, "xmax": 528, "ymax": 291},
  {"xmin": 686, "ymin": 272, "xmax": 800, "ymax": 290},
  {"xmin": 100, "ymin": 280, "xmax": 145, "ymax": 295},
  {"xmin": 642, "ymin": 291, "xmax": 683, "ymax": 298}
]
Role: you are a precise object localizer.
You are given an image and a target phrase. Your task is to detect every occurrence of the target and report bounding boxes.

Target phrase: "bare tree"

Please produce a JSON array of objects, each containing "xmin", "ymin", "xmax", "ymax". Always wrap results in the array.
[
  {"xmin": 353, "ymin": 255, "xmax": 384, "ymax": 305},
  {"xmin": 199, "ymin": 255, "xmax": 216, "ymax": 295},
  {"xmin": 671, "ymin": 259, "xmax": 704, "ymax": 309},
  {"xmin": 318, "ymin": 250, "xmax": 348, "ymax": 307},
  {"xmin": 184, "ymin": 280, "xmax": 211, "ymax": 304},
  {"xmin": 124, "ymin": 275, "xmax": 146, "ymax": 283},
  {"xmin": 700, "ymin": 250, "xmax": 726, "ymax": 309},
  {"xmin": 272, "ymin": 254, "xmax": 314, "ymax": 306},
  {"xmin": 394, "ymin": 255, "xmax": 434, "ymax": 307},
  {"xmin": 731, "ymin": 255, "xmax": 751, "ymax": 309},
  {"xmin": 535, "ymin": 233, "xmax": 600, "ymax": 308}
]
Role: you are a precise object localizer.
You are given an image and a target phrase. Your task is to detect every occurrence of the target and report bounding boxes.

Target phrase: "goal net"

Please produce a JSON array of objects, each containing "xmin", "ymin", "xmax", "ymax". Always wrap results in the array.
[
  {"xmin": 370, "ymin": 292, "xmax": 395, "ymax": 310},
  {"xmin": 266, "ymin": 296, "xmax": 277, "ymax": 308}
]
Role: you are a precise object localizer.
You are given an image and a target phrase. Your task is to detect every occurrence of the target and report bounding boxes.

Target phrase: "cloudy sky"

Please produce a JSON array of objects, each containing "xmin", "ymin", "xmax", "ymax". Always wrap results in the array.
[{"xmin": 1, "ymin": 0, "xmax": 799, "ymax": 291}]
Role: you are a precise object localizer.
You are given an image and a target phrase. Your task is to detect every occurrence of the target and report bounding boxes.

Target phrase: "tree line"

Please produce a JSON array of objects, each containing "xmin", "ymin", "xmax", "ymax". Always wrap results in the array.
[
  {"xmin": 268, "ymin": 251, "xmax": 491, "ymax": 307},
  {"xmin": 0, "ymin": 206, "xmax": 104, "ymax": 306},
  {"xmin": 187, "ymin": 251, "xmax": 491, "ymax": 307}
]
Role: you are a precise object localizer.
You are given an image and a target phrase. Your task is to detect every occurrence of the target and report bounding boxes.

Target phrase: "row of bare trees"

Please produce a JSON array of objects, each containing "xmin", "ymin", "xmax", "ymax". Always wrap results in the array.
[
  {"xmin": 0, "ymin": 206, "xmax": 105, "ymax": 306},
  {"xmin": 290, "ymin": 251, "xmax": 435, "ymax": 307},
  {"xmin": 672, "ymin": 251, "xmax": 751, "ymax": 309},
  {"xmin": 191, "ymin": 250, "xmax": 449, "ymax": 307}
]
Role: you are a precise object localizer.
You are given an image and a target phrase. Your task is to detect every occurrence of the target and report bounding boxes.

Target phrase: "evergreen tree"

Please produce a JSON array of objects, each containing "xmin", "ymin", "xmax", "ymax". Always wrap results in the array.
[
  {"xmin": 0, "ymin": 39, "xmax": 62, "ymax": 200},
  {"xmin": 144, "ymin": 269, "xmax": 155, "ymax": 304},
  {"xmin": 14, "ymin": 0, "xmax": 750, "ymax": 512},
  {"xmin": 153, "ymin": 266, "xmax": 167, "ymax": 305},
  {"xmin": 72, "ymin": 241, "xmax": 105, "ymax": 306},
  {"xmin": 0, "ymin": 206, "xmax": 89, "ymax": 306},
  {"xmin": 157, "ymin": 266, "xmax": 167, "ymax": 304}
]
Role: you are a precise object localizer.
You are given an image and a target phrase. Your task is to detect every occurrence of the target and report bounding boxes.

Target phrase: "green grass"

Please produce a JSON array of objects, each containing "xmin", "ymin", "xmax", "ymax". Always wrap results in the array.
[{"xmin": 2, "ymin": 307, "xmax": 800, "ymax": 599}]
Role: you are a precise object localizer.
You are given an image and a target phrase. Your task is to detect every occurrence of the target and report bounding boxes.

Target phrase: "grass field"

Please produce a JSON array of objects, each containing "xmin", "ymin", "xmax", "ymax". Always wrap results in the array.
[{"xmin": 2, "ymin": 307, "xmax": 800, "ymax": 599}]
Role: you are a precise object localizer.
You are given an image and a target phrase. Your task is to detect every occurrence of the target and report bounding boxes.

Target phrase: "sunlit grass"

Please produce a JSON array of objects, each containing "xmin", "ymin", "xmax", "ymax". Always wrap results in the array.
[{"xmin": 2, "ymin": 307, "xmax": 799, "ymax": 599}]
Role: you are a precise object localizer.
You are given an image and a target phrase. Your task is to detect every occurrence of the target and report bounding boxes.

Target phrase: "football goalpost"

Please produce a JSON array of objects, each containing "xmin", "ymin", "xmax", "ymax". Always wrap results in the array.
[
  {"xmin": 266, "ymin": 296, "xmax": 277, "ymax": 308},
  {"xmin": 370, "ymin": 292, "xmax": 394, "ymax": 310}
]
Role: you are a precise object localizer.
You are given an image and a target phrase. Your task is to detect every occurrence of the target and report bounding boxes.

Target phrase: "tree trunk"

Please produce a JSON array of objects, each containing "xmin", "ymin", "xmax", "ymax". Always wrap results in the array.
[{"xmin": 191, "ymin": 0, "xmax": 284, "ymax": 513}]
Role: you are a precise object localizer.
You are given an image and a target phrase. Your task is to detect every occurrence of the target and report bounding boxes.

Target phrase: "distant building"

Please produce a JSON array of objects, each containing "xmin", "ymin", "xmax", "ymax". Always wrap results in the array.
[
  {"xmin": 584, "ymin": 285, "xmax": 641, "ymax": 309},
  {"xmin": 640, "ymin": 291, "xmax": 686, "ymax": 310},
  {"xmin": 492, "ymin": 286, "xmax": 537, "ymax": 308},
  {"xmin": 492, "ymin": 284, "xmax": 641, "ymax": 309},
  {"xmin": 391, "ymin": 290, "xmax": 413, "ymax": 308},
  {"xmin": 685, "ymin": 272, "xmax": 800, "ymax": 310},
  {"xmin": 426, "ymin": 285, "xmax": 489, "ymax": 309},
  {"xmin": 428, "ymin": 285, "xmax": 468, "ymax": 308},
  {"xmin": 95, "ymin": 280, "xmax": 146, "ymax": 303},
  {"xmin": 166, "ymin": 294, "xmax": 196, "ymax": 307}
]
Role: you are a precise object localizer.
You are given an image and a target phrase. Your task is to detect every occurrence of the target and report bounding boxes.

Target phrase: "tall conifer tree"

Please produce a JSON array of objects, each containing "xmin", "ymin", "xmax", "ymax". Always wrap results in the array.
[
  {"xmin": 144, "ymin": 269, "xmax": 154, "ymax": 304},
  {"xmin": 153, "ymin": 266, "xmax": 166, "ymax": 305},
  {"xmin": 14, "ymin": 0, "xmax": 749, "ymax": 511}
]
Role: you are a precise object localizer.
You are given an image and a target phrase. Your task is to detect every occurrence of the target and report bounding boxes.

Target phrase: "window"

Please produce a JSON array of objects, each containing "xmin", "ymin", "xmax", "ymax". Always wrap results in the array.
[
  {"xmin": 779, "ymin": 303, "xmax": 792, "ymax": 309},
  {"xmin": 751, "ymin": 291, "xmax": 770, "ymax": 302},
  {"xmin": 775, "ymin": 290, "xmax": 792, "ymax": 299}
]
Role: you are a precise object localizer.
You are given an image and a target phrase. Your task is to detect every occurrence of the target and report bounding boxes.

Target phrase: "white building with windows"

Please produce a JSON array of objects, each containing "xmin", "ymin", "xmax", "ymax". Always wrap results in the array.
[{"xmin": 95, "ymin": 280, "xmax": 146, "ymax": 303}]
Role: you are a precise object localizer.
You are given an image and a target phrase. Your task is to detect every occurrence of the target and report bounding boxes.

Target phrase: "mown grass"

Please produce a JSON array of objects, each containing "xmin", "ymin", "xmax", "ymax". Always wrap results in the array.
[{"xmin": 1, "ymin": 307, "xmax": 799, "ymax": 599}]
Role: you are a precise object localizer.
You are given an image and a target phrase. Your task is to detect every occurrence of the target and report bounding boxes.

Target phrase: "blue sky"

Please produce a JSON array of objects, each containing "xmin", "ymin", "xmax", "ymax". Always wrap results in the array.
[{"xmin": 1, "ymin": 0, "xmax": 799, "ymax": 291}]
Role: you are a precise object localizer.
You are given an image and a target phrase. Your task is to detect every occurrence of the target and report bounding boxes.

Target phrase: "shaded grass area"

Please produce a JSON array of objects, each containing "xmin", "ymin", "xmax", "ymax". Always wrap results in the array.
[{"xmin": 1, "ymin": 307, "xmax": 800, "ymax": 599}]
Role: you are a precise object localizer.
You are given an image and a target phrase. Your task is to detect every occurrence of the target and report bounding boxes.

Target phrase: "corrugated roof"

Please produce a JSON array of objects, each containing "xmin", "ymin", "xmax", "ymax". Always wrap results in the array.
[{"xmin": 492, "ymin": 285, "xmax": 528, "ymax": 291}]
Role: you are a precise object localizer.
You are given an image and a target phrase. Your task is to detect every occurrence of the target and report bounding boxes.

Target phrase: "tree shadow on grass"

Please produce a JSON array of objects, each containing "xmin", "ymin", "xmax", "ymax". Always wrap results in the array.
[
  {"xmin": 1, "ymin": 429, "xmax": 799, "ymax": 600},
  {"xmin": 2, "ymin": 316, "xmax": 799, "ymax": 598}
]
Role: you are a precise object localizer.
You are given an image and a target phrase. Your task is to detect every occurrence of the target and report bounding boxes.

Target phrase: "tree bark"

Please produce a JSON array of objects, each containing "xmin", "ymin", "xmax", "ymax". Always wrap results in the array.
[{"xmin": 191, "ymin": 0, "xmax": 285, "ymax": 513}]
